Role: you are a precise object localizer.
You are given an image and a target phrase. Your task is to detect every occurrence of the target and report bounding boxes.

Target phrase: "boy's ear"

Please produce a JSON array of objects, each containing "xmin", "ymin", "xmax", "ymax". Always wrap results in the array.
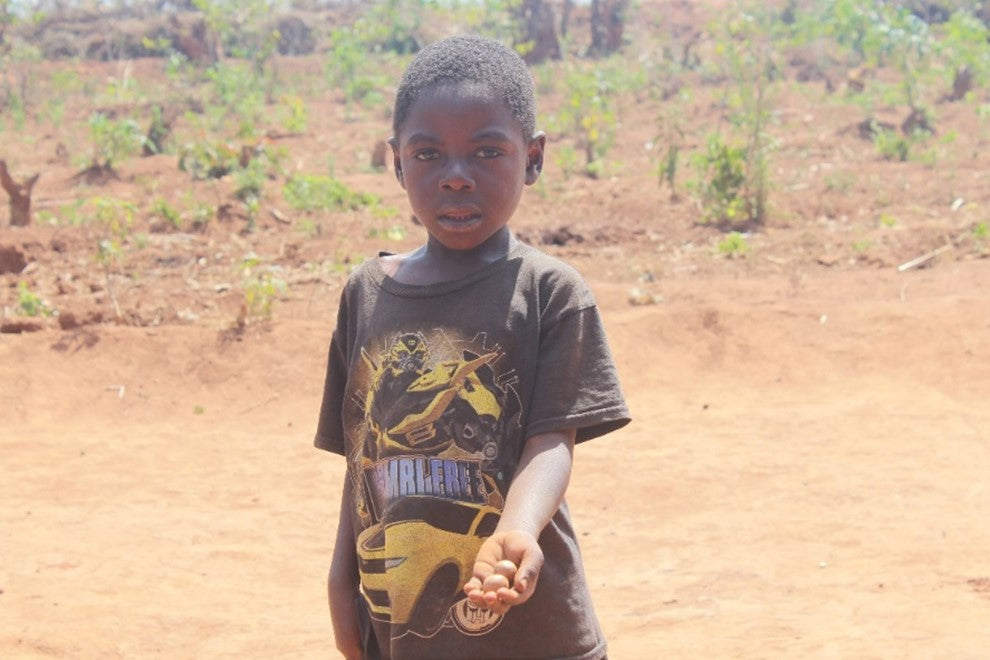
[
  {"xmin": 525, "ymin": 131, "xmax": 547, "ymax": 185},
  {"xmin": 388, "ymin": 136, "xmax": 405, "ymax": 188}
]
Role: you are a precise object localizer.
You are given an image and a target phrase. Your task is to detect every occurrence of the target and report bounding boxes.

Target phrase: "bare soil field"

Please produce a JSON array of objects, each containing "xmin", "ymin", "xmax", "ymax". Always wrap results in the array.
[{"xmin": 2, "ymin": 2, "xmax": 990, "ymax": 657}]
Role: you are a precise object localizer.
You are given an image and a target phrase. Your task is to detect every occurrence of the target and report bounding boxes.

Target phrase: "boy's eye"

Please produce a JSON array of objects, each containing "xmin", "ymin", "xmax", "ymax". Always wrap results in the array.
[
  {"xmin": 476, "ymin": 147, "xmax": 502, "ymax": 158},
  {"xmin": 414, "ymin": 150, "xmax": 439, "ymax": 161}
]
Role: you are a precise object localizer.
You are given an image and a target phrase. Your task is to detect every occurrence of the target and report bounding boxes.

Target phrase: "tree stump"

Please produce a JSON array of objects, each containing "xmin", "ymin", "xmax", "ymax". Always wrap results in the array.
[
  {"xmin": 949, "ymin": 66, "xmax": 973, "ymax": 102},
  {"xmin": 0, "ymin": 160, "xmax": 40, "ymax": 227}
]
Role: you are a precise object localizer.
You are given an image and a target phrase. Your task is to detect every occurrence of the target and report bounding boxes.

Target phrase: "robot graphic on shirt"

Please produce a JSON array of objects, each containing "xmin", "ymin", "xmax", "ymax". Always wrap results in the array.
[
  {"xmin": 352, "ymin": 330, "xmax": 521, "ymax": 639},
  {"xmin": 361, "ymin": 331, "xmax": 508, "ymax": 464}
]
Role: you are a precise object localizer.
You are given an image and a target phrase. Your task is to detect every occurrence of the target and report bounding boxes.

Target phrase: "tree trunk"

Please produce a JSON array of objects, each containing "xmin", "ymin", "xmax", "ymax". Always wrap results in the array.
[
  {"xmin": 588, "ymin": 0, "xmax": 629, "ymax": 56},
  {"xmin": 560, "ymin": 0, "xmax": 573, "ymax": 39},
  {"xmin": 589, "ymin": 0, "xmax": 605, "ymax": 55},
  {"xmin": 0, "ymin": 160, "xmax": 40, "ymax": 227},
  {"xmin": 518, "ymin": 0, "xmax": 561, "ymax": 65}
]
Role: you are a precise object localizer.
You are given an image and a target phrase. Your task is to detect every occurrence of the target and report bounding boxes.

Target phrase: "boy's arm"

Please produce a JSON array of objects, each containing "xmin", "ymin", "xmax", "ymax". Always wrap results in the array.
[
  {"xmin": 463, "ymin": 428, "xmax": 576, "ymax": 614},
  {"xmin": 328, "ymin": 483, "xmax": 363, "ymax": 660}
]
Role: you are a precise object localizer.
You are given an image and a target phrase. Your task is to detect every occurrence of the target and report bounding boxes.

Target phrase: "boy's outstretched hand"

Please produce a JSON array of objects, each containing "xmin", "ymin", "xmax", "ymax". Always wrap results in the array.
[{"xmin": 463, "ymin": 529, "xmax": 543, "ymax": 615}]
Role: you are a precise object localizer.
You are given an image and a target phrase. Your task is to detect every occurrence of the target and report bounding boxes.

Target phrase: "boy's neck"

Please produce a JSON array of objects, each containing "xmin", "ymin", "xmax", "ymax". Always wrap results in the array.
[{"xmin": 384, "ymin": 227, "xmax": 515, "ymax": 286}]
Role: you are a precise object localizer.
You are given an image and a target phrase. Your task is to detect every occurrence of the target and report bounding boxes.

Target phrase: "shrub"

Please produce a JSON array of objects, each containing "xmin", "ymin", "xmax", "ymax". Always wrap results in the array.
[
  {"xmin": 283, "ymin": 174, "xmax": 380, "ymax": 212},
  {"xmin": 325, "ymin": 27, "xmax": 389, "ymax": 116},
  {"xmin": 549, "ymin": 62, "xmax": 619, "ymax": 178},
  {"xmin": 178, "ymin": 141, "xmax": 241, "ymax": 180},
  {"xmin": 690, "ymin": 135, "xmax": 758, "ymax": 227},
  {"xmin": 88, "ymin": 112, "xmax": 144, "ymax": 168},
  {"xmin": 690, "ymin": 6, "xmax": 776, "ymax": 227}
]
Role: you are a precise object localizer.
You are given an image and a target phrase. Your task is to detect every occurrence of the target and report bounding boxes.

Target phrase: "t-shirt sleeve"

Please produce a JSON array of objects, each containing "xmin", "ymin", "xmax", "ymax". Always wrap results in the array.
[
  {"xmin": 525, "ymin": 301, "xmax": 631, "ymax": 444},
  {"xmin": 314, "ymin": 290, "xmax": 350, "ymax": 455}
]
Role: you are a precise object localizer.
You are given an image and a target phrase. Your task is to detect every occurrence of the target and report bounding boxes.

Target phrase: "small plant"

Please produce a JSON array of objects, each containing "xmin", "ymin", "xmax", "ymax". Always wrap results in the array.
[
  {"xmin": 873, "ymin": 127, "xmax": 910, "ymax": 161},
  {"xmin": 152, "ymin": 198, "xmax": 182, "ymax": 230},
  {"xmin": 88, "ymin": 197, "xmax": 137, "ymax": 319},
  {"xmin": 234, "ymin": 157, "xmax": 268, "ymax": 203},
  {"xmin": 179, "ymin": 141, "xmax": 241, "ymax": 180},
  {"xmin": 93, "ymin": 197, "xmax": 137, "ymax": 248},
  {"xmin": 656, "ymin": 141, "xmax": 681, "ymax": 200},
  {"xmin": 279, "ymin": 94, "xmax": 308, "ymax": 134},
  {"xmin": 204, "ymin": 60, "xmax": 267, "ymax": 138},
  {"xmin": 88, "ymin": 112, "xmax": 145, "ymax": 172},
  {"xmin": 690, "ymin": 134, "xmax": 752, "ymax": 226},
  {"xmin": 973, "ymin": 221, "xmax": 988, "ymax": 242},
  {"xmin": 283, "ymin": 173, "xmax": 380, "ymax": 212},
  {"xmin": 325, "ymin": 27, "xmax": 388, "ymax": 118},
  {"xmin": 239, "ymin": 254, "xmax": 287, "ymax": 321},
  {"xmin": 824, "ymin": 171, "xmax": 855, "ymax": 193},
  {"xmin": 939, "ymin": 9, "xmax": 990, "ymax": 99},
  {"xmin": 188, "ymin": 201, "xmax": 215, "ymax": 231},
  {"xmin": 143, "ymin": 105, "xmax": 174, "ymax": 156},
  {"xmin": 367, "ymin": 224, "xmax": 407, "ymax": 242},
  {"xmin": 549, "ymin": 62, "xmax": 619, "ymax": 178},
  {"xmin": 297, "ymin": 217, "xmax": 321, "ymax": 237},
  {"xmin": 692, "ymin": 6, "xmax": 776, "ymax": 228},
  {"xmin": 2, "ymin": 89, "xmax": 27, "ymax": 131},
  {"xmin": 717, "ymin": 231, "xmax": 749, "ymax": 257},
  {"xmin": 553, "ymin": 143, "xmax": 580, "ymax": 179},
  {"xmin": 17, "ymin": 281, "xmax": 54, "ymax": 317}
]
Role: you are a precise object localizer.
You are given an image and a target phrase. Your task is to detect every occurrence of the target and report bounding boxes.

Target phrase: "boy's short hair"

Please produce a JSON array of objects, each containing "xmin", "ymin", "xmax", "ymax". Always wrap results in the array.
[{"xmin": 392, "ymin": 34, "xmax": 537, "ymax": 140}]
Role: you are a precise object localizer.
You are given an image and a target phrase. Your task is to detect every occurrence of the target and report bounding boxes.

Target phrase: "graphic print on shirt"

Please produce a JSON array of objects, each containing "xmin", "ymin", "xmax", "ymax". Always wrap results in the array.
[{"xmin": 348, "ymin": 329, "xmax": 522, "ymax": 640}]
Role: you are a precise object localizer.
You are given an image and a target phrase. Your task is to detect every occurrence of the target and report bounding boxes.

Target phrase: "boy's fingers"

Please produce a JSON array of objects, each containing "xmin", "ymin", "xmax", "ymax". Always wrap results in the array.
[
  {"xmin": 512, "ymin": 548, "xmax": 543, "ymax": 594},
  {"xmin": 471, "ymin": 558, "xmax": 496, "ymax": 581},
  {"xmin": 483, "ymin": 591, "xmax": 510, "ymax": 614},
  {"xmin": 496, "ymin": 586, "xmax": 522, "ymax": 603},
  {"xmin": 463, "ymin": 577, "xmax": 483, "ymax": 598}
]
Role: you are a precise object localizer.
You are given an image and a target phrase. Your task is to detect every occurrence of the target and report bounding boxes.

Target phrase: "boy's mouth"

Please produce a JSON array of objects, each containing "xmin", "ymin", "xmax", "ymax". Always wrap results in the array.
[{"xmin": 437, "ymin": 207, "xmax": 482, "ymax": 229}]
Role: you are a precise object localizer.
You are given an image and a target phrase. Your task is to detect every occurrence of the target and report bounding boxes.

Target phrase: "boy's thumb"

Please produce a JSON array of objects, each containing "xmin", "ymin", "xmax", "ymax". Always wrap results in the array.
[{"xmin": 513, "ymin": 552, "xmax": 542, "ymax": 593}]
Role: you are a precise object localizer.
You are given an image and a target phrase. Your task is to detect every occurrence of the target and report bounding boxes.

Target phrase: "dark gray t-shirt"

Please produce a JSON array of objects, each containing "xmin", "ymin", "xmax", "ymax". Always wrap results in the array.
[{"xmin": 315, "ymin": 240, "xmax": 630, "ymax": 659}]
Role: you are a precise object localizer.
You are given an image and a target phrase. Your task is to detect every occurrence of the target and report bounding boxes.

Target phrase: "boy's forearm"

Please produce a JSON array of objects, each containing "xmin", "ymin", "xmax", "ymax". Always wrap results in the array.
[
  {"xmin": 495, "ymin": 429, "xmax": 576, "ymax": 537},
  {"xmin": 329, "ymin": 483, "xmax": 363, "ymax": 657},
  {"xmin": 329, "ymin": 483, "xmax": 359, "ymax": 590}
]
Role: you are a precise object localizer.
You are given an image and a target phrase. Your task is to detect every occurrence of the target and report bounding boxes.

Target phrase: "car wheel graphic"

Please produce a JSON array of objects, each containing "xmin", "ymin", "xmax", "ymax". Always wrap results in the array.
[{"xmin": 409, "ymin": 562, "xmax": 460, "ymax": 637}]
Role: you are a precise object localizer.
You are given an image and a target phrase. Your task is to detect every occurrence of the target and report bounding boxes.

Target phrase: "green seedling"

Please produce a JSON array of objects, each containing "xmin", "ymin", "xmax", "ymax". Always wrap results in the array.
[
  {"xmin": 239, "ymin": 254, "xmax": 288, "ymax": 321},
  {"xmin": 717, "ymin": 231, "xmax": 749, "ymax": 257},
  {"xmin": 152, "ymin": 198, "xmax": 182, "ymax": 230},
  {"xmin": 17, "ymin": 281, "xmax": 54, "ymax": 317}
]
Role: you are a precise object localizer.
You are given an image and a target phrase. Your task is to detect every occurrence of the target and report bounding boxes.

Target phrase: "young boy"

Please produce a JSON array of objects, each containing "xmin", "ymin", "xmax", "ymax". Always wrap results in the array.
[{"xmin": 314, "ymin": 34, "xmax": 630, "ymax": 659}]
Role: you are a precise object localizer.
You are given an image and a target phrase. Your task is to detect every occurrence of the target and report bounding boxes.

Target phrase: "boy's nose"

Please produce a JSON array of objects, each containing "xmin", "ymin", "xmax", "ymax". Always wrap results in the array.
[{"xmin": 439, "ymin": 161, "xmax": 475, "ymax": 190}]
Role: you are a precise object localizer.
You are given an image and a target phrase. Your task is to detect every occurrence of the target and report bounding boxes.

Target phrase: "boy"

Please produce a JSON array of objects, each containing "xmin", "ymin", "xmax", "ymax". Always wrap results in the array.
[{"xmin": 315, "ymin": 34, "xmax": 630, "ymax": 659}]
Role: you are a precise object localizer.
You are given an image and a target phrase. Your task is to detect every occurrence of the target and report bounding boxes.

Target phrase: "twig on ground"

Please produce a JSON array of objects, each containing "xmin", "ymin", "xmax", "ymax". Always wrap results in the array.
[
  {"xmin": 238, "ymin": 394, "xmax": 279, "ymax": 415},
  {"xmin": 897, "ymin": 244, "xmax": 952, "ymax": 272}
]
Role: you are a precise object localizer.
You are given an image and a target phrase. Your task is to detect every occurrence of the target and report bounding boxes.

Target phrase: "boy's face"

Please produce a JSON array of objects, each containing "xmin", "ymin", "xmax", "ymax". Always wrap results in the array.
[{"xmin": 391, "ymin": 82, "xmax": 545, "ymax": 252}]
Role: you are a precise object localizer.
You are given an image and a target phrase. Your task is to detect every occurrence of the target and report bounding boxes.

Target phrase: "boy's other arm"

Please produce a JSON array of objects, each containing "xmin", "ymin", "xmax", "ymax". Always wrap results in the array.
[
  {"xmin": 464, "ymin": 428, "xmax": 576, "ymax": 614},
  {"xmin": 328, "ymin": 483, "xmax": 363, "ymax": 660}
]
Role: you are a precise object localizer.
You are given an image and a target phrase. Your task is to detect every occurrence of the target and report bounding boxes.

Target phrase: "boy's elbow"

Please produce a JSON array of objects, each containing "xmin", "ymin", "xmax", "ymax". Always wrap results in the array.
[{"xmin": 329, "ymin": 562, "xmax": 359, "ymax": 590}]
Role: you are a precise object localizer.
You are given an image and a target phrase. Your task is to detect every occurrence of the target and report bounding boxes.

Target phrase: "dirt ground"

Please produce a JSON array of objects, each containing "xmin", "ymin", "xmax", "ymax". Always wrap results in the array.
[
  {"xmin": 4, "ymin": 250, "xmax": 989, "ymax": 659},
  {"xmin": 3, "ymin": 3, "xmax": 990, "ymax": 657}
]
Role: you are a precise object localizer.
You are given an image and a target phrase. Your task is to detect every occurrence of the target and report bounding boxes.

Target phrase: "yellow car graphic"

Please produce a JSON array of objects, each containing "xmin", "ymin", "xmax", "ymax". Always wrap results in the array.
[{"xmin": 357, "ymin": 497, "xmax": 501, "ymax": 637}]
